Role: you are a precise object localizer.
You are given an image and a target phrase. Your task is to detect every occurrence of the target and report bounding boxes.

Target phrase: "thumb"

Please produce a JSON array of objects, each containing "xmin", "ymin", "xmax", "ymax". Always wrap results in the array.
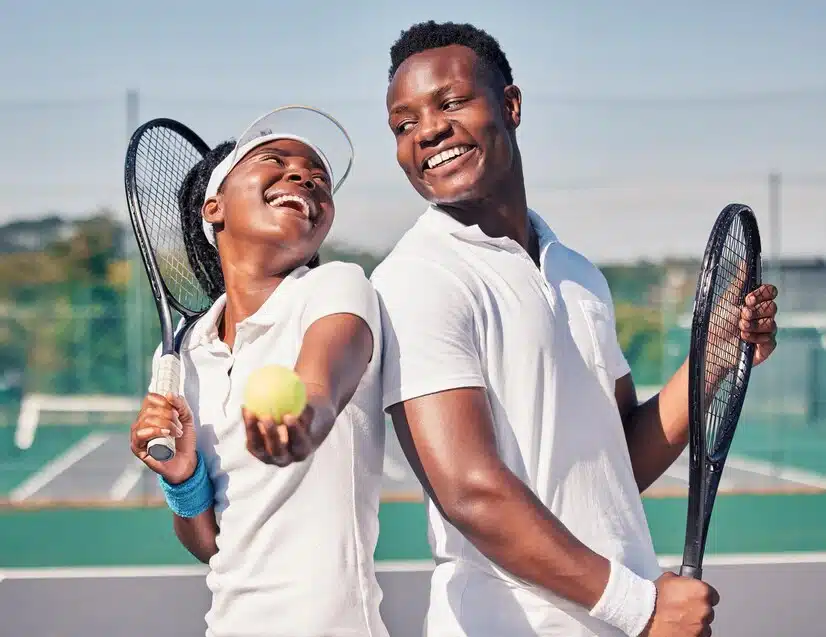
[{"xmin": 167, "ymin": 393, "xmax": 194, "ymax": 426}]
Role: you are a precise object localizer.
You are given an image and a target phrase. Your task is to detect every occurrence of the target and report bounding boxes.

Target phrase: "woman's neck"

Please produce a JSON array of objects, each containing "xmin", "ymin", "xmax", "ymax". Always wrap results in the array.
[{"xmin": 218, "ymin": 264, "xmax": 290, "ymax": 349}]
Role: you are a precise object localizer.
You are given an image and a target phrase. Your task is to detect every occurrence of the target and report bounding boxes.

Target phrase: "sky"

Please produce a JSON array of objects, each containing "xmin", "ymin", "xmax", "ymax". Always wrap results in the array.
[{"xmin": 1, "ymin": 0, "xmax": 825, "ymax": 262}]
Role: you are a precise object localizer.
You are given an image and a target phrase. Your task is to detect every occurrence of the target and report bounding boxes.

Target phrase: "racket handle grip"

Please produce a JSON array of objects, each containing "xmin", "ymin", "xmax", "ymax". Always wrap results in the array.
[
  {"xmin": 679, "ymin": 564, "xmax": 702, "ymax": 580},
  {"xmin": 148, "ymin": 353, "xmax": 181, "ymax": 462}
]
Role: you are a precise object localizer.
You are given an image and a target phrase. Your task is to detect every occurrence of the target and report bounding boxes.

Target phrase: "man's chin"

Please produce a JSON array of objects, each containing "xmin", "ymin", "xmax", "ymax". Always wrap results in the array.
[{"xmin": 424, "ymin": 182, "xmax": 483, "ymax": 207}]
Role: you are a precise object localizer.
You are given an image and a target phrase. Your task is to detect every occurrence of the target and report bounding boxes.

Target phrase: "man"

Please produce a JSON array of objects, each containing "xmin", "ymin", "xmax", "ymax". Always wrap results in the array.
[{"xmin": 371, "ymin": 21, "xmax": 779, "ymax": 637}]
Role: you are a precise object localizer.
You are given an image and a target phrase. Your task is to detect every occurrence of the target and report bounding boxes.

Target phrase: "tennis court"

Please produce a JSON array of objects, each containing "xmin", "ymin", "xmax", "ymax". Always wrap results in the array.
[
  {"xmin": 3, "ymin": 419, "xmax": 826, "ymax": 506},
  {"xmin": 3, "ymin": 381, "xmax": 826, "ymax": 506},
  {"xmin": 2, "ymin": 385, "xmax": 826, "ymax": 637},
  {"xmin": 0, "ymin": 554, "xmax": 824, "ymax": 637}
]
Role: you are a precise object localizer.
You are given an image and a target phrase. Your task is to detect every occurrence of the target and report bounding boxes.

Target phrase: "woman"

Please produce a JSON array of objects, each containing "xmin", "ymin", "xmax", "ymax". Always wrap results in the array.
[{"xmin": 129, "ymin": 108, "xmax": 389, "ymax": 637}]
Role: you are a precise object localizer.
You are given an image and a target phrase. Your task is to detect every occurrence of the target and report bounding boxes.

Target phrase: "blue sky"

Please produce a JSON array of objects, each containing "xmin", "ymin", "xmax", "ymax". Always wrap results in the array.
[{"xmin": 1, "ymin": 0, "xmax": 824, "ymax": 262}]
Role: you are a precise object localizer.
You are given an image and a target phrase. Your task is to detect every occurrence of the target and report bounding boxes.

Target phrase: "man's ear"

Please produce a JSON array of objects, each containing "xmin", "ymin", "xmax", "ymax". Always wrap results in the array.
[{"xmin": 503, "ymin": 84, "xmax": 522, "ymax": 130}]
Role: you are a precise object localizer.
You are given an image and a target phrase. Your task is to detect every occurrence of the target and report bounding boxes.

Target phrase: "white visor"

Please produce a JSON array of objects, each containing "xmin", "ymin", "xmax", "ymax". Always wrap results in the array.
[{"xmin": 202, "ymin": 105, "xmax": 354, "ymax": 248}]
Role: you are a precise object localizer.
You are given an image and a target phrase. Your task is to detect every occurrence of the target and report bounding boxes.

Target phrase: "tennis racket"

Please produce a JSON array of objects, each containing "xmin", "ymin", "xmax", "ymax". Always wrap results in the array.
[
  {"xmin": 680, "ymin": 203, "xmax": 763, "ymax": 579},
  {"xmin": 124, "ymin": 118, "xmax": 214, "ymax": 461}
]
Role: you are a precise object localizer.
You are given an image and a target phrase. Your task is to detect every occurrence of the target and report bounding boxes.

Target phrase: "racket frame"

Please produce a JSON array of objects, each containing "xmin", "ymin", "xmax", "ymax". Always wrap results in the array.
[
  {"xmin": 680, "ymin": 203, "xmax": 762, "ymax": 579},
  {"xmin": 124, "ymin": 118, "xmax": 211, "ymax": 461}
]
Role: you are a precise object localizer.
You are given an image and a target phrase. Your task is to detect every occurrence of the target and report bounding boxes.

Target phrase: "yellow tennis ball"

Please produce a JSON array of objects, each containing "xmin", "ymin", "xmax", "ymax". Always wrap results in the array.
[{"xmin": 243, "ymin": 365, "xmax": 307, "ymax": 422}]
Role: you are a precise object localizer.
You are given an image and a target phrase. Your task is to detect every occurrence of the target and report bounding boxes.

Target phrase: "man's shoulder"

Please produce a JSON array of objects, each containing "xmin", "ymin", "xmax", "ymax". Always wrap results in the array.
[
  {"xmin": 548, "ymin": 240, "xmax": 613, "ymax": 303},
  {"xmin": 371, "ymin": 222, "xmax": 466, "ymax": 287},
  {"xmin": 371, "ymin": 246, "xmax": 469, "ymax": 294}
]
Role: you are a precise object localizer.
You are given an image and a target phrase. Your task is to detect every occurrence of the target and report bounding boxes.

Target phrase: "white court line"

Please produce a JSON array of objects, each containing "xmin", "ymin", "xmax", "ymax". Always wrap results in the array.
[
  {"xmin": 8, "ymin": 434, "xmax": 111, "ymax": 502},
  {"xmin": 3, "ymin": 553, "xmax": 826, "ymax": 580},
  {"xmin": 0, "ymin": 565, "xmax": 209, "ymax": 580},
  {"xmin": 724, "ymin": 454, "xmax": 826, "ymax": 490},
  {"xmin": 652, "ymin": 453, "xmax": 826, "ymax": 491},
  {"xmin": 661, "ymin": 462, "xmax": 688, "ymax": 483},
  {"xmin": 109, "ymin": 461, "xmax": 146, "ymax": 501},
  {"xmin": 657, "ymin": 552, "xmax": 826, "ymax": 567},
  {"xmin": 383, "ymin": 457, "xmax": 409, "ymax": 481}
]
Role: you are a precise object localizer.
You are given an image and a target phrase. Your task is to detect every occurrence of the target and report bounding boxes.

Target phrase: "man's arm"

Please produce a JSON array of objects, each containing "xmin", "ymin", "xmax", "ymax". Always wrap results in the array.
[
  {"xmin": 173, "ymin": 509, "xmax": 219, "ymax": 564},
  {"xmin": 389, "ymin": 388, "xmax": 610, "ymax": 608},
  {"xmin": 617, "ymin": 284, "xmax": 779, "ymax": 492},
  {"xmin": 615, "ymin": 363, "xmax": 690, "ymax": 493}
]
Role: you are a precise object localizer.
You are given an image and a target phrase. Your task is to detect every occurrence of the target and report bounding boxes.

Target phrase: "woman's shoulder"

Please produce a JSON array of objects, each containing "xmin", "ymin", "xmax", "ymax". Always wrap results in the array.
[{"xmin": 301, "ymin": 260, "xmax": 373, "ymax": 288}]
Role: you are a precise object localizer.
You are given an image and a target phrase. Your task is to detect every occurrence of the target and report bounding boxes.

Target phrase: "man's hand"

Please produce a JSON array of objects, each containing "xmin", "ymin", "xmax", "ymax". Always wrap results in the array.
[
  {"xmin": 739, "ymin": 284, "xmax": 778, "ymax": 366},
  {"xmin": 641, "ymin": 572, "xmax": 720, "ymax": 637}
]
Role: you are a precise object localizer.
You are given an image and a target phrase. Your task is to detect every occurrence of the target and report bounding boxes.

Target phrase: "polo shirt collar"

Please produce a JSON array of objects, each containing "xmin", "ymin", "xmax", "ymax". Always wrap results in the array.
[
  {"xmin": 184, "ymin": 265, "xmax": 310, "ymax": 350},
  {"xmin": 422, "ymin": 204, "xmax": 559, "ymax": 250}
]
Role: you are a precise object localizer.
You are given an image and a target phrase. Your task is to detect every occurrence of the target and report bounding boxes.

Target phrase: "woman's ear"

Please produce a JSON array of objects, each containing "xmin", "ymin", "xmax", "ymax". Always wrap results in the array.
[{"xmin": 202, "ymin": 195, "xmax": 224, "ymax": 225}]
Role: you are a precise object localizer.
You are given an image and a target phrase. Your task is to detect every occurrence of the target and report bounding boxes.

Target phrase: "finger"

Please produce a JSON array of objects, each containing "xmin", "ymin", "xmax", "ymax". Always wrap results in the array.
[
  {"xmin": 133, "ymin": 426, "xmax": 175, "ymax": 447},
  {"xmin": 708, "ymin": 584, "xmax": 721, "ymax": 606},
  {"xmin": 242, "ymin": 408, "xmax": 257, "ymax": 429},
  {"xmin": 281, "ymin": 414, "xmax": 302, "ymax": 444},
  {"xmin": 144, "ymin": 392, "xmax": 174, "ymax": 409},
  {"xmin": 741, "ymin": 332, "xmax": 777, "ymax": 346},
  {"xmin": 167, "ymin": 394, "xmax": 192, "ymax": 422},
  {"xmin": 244, "ymin": 414, "xmax": 268, "ymax": 457},
  {"xmin": 286, "ymin": 421, "xmax": 313, "ymax": 461},
  {"xmin": 141, "ymin": 402, "xmax": 179, "ymax": 424},
  {"xmin": 258, "ymin": 418, "xmax": 290, "ymax": 465},
  {"xmin": 140, "ymin": 415, "xmax": 183, "ymax": 438},
  {"xmin": 745, "ymin": 284, "xmax": 778, "ymax": 306},
  {"xmin": 741, "ymin": 300, "xmax": 777, "ymax": 321},
  {"xmin": 739, "ymin": 316, "xmax": 777, "ymax": 334}
]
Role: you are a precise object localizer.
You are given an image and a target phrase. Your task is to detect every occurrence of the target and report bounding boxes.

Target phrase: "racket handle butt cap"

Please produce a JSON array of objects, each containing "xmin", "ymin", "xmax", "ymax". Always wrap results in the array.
[{"xmin": 147, "ymin": 436, "xmax": 176, "ymax": 462}]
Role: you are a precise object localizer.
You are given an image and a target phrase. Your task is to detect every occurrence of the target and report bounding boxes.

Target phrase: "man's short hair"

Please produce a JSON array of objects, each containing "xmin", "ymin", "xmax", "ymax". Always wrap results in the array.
[{"xmin": 388, "ymin": 21, "xmax": 513, "ymax": 86}]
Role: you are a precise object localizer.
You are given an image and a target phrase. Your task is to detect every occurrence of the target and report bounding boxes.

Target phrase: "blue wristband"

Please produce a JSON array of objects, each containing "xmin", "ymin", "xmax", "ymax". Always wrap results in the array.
[{"xmin": 158, "ymin": 452, "xmax": 214, "ymax": 518}]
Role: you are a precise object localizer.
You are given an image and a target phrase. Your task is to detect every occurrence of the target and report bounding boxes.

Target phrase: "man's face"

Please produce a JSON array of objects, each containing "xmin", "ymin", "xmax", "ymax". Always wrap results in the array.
[{"xmin": 386, "ymin": 44, "xmax": 521, "ymax": 206}]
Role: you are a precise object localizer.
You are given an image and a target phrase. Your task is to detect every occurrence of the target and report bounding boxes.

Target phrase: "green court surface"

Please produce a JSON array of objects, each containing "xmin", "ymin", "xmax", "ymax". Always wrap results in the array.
[
  {"xmin": 0, "ymin": 425, "xmax": 93, "ymax": 494},
  {"xmin": 3, "ymin": 419, "xmax": 826, "ymax": 569},
  {"xmin": 2, "ymin": 494, "xmax": 826, "ymax": 568}
]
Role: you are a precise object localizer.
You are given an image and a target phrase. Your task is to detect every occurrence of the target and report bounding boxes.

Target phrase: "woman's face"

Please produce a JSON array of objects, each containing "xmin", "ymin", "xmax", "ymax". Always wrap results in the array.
[{"xmin": 206, "ymin": 138, "xmax": 335, "ymax": 267}]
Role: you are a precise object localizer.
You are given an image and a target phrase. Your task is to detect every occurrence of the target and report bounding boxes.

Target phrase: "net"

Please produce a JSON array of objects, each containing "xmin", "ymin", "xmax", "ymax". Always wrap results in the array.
[
  {"xmin": 133, "ymin": 125, "xmax": 212, "ymax": 314},
  {"xmin": 2, "ymin": 393, "xmax": 164, "ymax": 507}
]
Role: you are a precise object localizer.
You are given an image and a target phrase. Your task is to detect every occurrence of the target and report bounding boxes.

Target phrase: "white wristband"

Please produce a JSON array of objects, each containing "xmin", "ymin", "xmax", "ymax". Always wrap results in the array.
[{"xmin": 588, "ymin": 559, "xmax": 657, "ymax": 637}]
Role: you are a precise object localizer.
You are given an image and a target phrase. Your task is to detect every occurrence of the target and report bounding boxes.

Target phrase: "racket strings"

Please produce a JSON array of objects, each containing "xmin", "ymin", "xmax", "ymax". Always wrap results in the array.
[
  {"xmin": 134, "ymin": 127, "xmax": 212, "ymax": 314},
  {"xmin": 702, "ymin": 215, "xmax": 752, "ymax": 458}
]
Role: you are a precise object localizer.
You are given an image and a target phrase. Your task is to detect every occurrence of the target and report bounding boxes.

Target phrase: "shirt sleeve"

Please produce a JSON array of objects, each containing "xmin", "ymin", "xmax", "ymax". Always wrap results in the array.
[
  {"xmin": 299, "ymin": 262, "xmax": 381, "ymax": 344},
  {"xmin": 604, "ymin": 298, "xmax": 631, "ymax": 380},
  {"xmin": 371, "ymin": 259, "xmax": 485, "ymax": 411},
  {"xmin": 147, "ymin": 344, "xmax": 162, "ymax": 394}
]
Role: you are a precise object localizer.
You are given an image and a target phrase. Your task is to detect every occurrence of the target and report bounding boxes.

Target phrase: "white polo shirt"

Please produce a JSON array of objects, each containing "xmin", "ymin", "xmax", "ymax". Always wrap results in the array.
[
  {"xmin": 149, "ymin": 261, "xmax": 389, "ymax": 637},
  {"xmin": 371, "ymin": 206, "xmax": 662, "ymax": 637}
]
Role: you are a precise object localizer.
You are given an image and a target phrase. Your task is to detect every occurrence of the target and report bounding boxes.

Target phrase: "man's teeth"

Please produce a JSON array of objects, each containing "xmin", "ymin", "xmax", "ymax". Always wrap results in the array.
[
  {"xmin": 426, "ymin": 146, "xmax": 472, "ymax": 170},
  {"xmin": 267, "ymin": 194, "xmax": 310, "ymax": 218}
]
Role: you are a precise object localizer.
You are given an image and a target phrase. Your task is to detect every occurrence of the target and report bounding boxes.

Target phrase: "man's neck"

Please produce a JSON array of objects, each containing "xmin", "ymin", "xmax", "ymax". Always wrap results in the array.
[{"xmin": 439, "ymin": 180, "xmax": 539, "ymax": 261}]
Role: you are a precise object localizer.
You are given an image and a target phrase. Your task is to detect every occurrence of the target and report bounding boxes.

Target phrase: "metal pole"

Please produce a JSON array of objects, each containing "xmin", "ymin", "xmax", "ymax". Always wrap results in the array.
[
  {"xmin": 767, "ymin": 172, "xmax": 783, "ymax": 465},
  {"xmin": 126, "ymin": 89, "xmax": 142, "ymax": 395},
  {"xmin": 768, "ymin": 172, "xmax": 781, "ymax": 260}
]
